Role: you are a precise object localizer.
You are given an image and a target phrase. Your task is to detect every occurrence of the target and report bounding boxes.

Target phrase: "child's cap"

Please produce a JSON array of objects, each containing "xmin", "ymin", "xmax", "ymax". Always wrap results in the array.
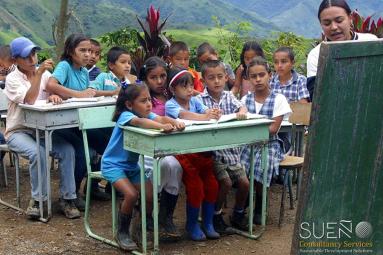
[{"xmin": 10, "ymin": 37, "xmax": 41, "ymax": 58}]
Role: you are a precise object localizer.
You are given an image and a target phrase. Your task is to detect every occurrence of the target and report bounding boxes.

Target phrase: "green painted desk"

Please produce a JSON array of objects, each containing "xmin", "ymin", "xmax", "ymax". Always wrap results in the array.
[{"xmin": 122, "ymin": 118, "xmax": 273, "ymax": 254}]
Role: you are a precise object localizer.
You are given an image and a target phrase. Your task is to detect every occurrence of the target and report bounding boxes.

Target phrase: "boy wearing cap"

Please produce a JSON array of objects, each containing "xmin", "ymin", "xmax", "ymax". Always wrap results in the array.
[{"xmin": 4, "ymin": 37, "xmax": 80, "ymax": 219}]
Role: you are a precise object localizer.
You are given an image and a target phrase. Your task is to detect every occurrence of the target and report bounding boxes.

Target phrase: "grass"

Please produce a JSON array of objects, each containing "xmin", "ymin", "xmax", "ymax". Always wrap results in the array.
[{"xmin": 164, "ymin": 27, "xmax": 232, "ymax": 49}]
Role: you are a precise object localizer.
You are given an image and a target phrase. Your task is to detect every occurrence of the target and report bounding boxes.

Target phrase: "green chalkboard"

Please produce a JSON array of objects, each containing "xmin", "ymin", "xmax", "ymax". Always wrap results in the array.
[{"xmin": 292, "ymin": 40, "xmax": 383, "ymax": 255}]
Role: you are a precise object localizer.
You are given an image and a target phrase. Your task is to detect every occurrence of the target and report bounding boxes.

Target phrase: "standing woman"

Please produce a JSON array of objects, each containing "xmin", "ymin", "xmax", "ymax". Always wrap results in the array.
[{"xmin": 306, "ymin": 0, "xmax": 377, "ymax": 98}]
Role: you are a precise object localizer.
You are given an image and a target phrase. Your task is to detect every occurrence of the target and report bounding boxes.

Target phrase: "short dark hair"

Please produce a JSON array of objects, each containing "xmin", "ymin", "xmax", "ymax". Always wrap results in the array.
[
  {"xmin": 169, "ymin": 41, "xmax": 189, "ymax": 57},
  {"xmin": 201, "ymin": 60, "xmax": 226, "ymax": 78},
  {"xmin": 0, "ymin": 45, "xmax": 11, "ymax": 60},
  {"xmin": 318, "ymin": 0, "xmax": 352, "ymax": 20},
  {"xmin": 112, "ymin": 83, "xmax": 149, "ymax": 122},
  {"xmin": 274, "ymin": 46, "xmax": 295, "ymax": 62},
  {"xmin": 247, "ymin": 56, "xmax": 271, "ymax": 77},
  {"xmin": 61, "ymin": 33, "xmax": 90, "ymax": 63},
  {"xmin": 197, "ymin": 42, "xmax": 217, "ymax": 58},
  {"xmin": 106, "ymin": 46, "xmax": 130, "ymax": 70},
  {"xmin": 90, "ymin": 38, "xmax": 101, "ymax": 47}
]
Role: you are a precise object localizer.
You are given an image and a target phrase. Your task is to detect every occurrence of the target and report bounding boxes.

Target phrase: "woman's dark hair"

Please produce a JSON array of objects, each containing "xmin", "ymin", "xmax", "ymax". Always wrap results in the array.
[
  {"xmin": 60, "ymin": 33, "xmax": 90, "ymax": 62},
  {"xmin": 112, "ymin": 83, "xmax": 148, "ymax": 122},
  {"xmin": 106, "ymin": 46, "xmax": 129, "ymax": 70},
  {"xmin": 273, "ymin": 46, "xmax": 295, "ymax": 62},
  {"xmin": 238, "ymin": 41, "xmax": 264, "ymax": 79},
  {"xmin": 318, "ymin": 0, "xmax": 352, "ymax": 20},
  {"xmin": 167, "ymin": 66, "xmax": 194, "ymax": 89},
  {"xmin": 247, "ymin": 56, "xmax": 271, "ymax": 77}
]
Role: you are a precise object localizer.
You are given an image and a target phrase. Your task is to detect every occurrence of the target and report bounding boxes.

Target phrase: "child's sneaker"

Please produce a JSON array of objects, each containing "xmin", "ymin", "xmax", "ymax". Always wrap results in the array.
[
  {"xmin": 26, "ymin": 199, "xmax": 40, "ymax": 219},
  {"xmin": 213, "ymin": 213, "xmax": 235, "ymax": 235},
  {"xmin": 59, "ymin": 199, "xmax": 81, "ymax": 219},
  {"xmin": 230, "ymin": 211, "xmax": 249, "ymax": 231}
]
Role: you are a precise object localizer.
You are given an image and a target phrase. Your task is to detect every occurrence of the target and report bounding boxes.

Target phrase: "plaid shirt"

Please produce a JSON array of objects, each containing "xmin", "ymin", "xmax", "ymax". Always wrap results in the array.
[
  {"xmin": 0, "ymin": 64, "xmax": 16, "ymax": 76},
  {"xmin": 240, "ymin": 92, "xmax": 284, "ymax": 186},
  {"xmin": 200, "ymin": 89, "xmax": 244, "ymax": 165},
  {"xmin": 270, "ymin": 70, "xmax": 309, "ymax": 103}
]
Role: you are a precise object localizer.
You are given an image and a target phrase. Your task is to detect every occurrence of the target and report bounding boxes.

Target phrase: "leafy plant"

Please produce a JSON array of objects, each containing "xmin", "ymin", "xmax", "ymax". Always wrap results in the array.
[
  {"xmin": 351, "ymin": 10, "xmax": 383, "ymax": 38},
  {"xmin": 134, "ymin": 5, "xmax": 171, "ymax": 71}
]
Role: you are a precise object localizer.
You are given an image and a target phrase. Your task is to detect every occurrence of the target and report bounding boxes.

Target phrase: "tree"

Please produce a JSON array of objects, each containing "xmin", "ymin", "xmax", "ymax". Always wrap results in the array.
[{"xmin": 52, "ymin": 0, "xmax": 70, "ymax": 60}]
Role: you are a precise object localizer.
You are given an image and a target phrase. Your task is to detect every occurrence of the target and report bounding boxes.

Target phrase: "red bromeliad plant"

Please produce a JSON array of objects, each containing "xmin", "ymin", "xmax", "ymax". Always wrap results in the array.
[
  {"xmin": 132, "ymin": 5, "xmax": 171, "ymax": 72},
  {"xmin": 351, "ymin": 10, "xmax": 383, "ymax": 38}
]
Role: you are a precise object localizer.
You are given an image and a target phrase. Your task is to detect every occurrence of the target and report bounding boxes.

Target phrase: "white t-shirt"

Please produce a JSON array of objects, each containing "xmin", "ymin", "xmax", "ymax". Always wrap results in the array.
[
  {"xmin": 241, "ymin": 93, "xmax": 291, "ymax": 119},
  {"xmin": 4, "ymin": 67, "xmax": 51, "ymax": 138},
  {"xmin": 306, "ymin": 32, "xmax": 378, "ymax": 77}
]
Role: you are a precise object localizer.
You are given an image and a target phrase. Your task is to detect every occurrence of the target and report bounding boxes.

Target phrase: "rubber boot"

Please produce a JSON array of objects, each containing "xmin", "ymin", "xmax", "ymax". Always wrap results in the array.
[
  {"xmin": 186, "ymin": 204, "xmax": 206, "ymax": 241},
  {"xmin": 159, "ymin": 190, "xmax": 182, "ymax": 239},
  {"xmin": 116, "ymin": 212, "xmax": 138, "ymax": 251},
  {"xmin": 201, "ymin": 202, "xmax": 220, "ymax": 239}
]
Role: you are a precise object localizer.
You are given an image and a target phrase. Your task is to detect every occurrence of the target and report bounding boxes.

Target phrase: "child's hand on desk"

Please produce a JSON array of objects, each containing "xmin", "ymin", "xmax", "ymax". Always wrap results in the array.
[
  {"xmin": 173, "ymin": 121, "xmax": 185, "ymax": 131},
  {"xmin": 206, "ymin": 108, "xmax": 221, "ymax": 120},
  {"xmin": 161, "ymin": 123, "xmax": 175, "ymax": 133},
  {"xmin": 77, "ymin": 88, "xmax": 96, "ymax": 98},
  {"xmin": 236, "ymin": 112, "xmax": 247, "ymax": 120},
  {"xmin": 47, "ymin": 95, "xmax": 63, "ymax": 104}
]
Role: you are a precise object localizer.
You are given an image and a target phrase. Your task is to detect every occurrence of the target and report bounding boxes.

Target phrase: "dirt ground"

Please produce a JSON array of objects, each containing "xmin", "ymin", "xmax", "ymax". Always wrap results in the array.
[{"xmin": 0, "ymin": 157, "xmax": 297, "ymax": 255}]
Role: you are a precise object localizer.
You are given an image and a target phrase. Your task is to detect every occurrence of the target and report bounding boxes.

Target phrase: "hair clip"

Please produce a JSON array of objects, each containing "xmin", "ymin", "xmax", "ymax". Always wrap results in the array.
[{"xmin": 121, "ymin": 81, "xmax": 128, "ymax": 89}]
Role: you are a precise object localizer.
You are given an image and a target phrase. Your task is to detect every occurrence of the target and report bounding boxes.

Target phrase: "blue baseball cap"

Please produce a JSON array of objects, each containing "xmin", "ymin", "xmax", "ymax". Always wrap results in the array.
[{"xmin": 10, "ymin": 37, "xmax": 41, "ymax": 58}]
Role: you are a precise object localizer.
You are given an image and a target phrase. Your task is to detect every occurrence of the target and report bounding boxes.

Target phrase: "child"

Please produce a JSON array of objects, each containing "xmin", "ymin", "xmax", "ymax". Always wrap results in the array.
[
  {"xmin": 197, "ymin": 42, "xmax": 235, "ymax": 90},
  {"xmin": 101, "ymin": 83, "xmax": 184, "ymax": 250},
  {"xmin": 199, "ymin": 60, "xmax": 250, "ymax": 233},
  {"xmin": 47, "ymin": 33, "xmax": 110, "ymax": 203},
  {"xmin": 90, "ymin": 46, "xmax": 137, "ymax": 96},
  {"xmin": 165, "ymin": 67, "xmax": 221, "ymax": 241},
  {"xmin": 231, "ymin": 41, "xmax": 265, "ymax": 98},
  {"xmin": 0, "ymin": 45, "xmax": 16, "ymax": 82},
  {"xmin": 86, "ymin": 39, "xmax": 102, "ymax": 81},
  {"xmin": 168, "ymin": 41, "xmax": 204, "ymax": 95},
  {"xmin": 240, "ymin": 57, "xmax": 291, "ymax": 224},
  {"xmin": 139, "ymin": 56, "xmax": 183, "ymax": 238},
  {"xmin": 46, "ymin": 33, "xmax": 96, "ymax": 98},
  {"xmin": 271, "ymin": 47, "xmax": 309, "ymax": 103},
  {"xmin": 4, "ymin": 37, "xmax": 80, "ymax": 219}
]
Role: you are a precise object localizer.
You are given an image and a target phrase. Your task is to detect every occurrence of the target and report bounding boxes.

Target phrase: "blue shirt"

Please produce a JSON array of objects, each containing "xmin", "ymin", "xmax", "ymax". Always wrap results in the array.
[
  {"xmin": 165, "ymin": 96, "xmax": 208, "ymax": 118},
  {"xmin": 52, "ymin": 60, "xmax": 89, "ymax": 91},
  {"xmin": 90, "ymin": 71, "xmax": 121, "ymax": 91},
  {"xmin": 101, "ymin": 111, "xmax": 157, "ymax": 174}
]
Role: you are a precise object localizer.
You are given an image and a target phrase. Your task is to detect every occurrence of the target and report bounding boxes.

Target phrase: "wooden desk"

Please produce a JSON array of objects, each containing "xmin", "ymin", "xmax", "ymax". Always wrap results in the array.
[
  {"xmin": 122, "ymin": 118, "xmax": 273, "ymax": 254},
  {"xmin": 19, "ymin": 97, "xmax": 116, "ymax": 222}
]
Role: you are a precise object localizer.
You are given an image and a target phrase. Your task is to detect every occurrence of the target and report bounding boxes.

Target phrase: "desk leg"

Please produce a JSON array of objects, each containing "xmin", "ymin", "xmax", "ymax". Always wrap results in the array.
[
  {"xmin": 152, "ymin": 157, "xmax": 160, "ymax": 254},
  {"xmin": 139, "ymin": 155, "xmax": 147, "ymax": 254},
  {"xmin": 35, "ymin": 129, "xmax": 45, "ymax": 222},
  {"xmin": 233, "ymin": 143, "xmax": 267, "ymax": 240},
  {"xmin": 261, "ymin": 145, "xmax": 268, "ymax": 227},
  {"xmin": 46, "ymin": 130, "xmax": 53, "ymax": 220}
]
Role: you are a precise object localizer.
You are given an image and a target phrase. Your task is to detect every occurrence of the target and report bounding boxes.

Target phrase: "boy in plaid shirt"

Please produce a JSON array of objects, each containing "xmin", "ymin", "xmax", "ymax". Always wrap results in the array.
[
  {"xmin": 199, "ymin": 60, "xmax": 250, "ymax": 233},
  {"xmin": 270, "ymin": 46, "xmax": 309, "ymax": 103}
]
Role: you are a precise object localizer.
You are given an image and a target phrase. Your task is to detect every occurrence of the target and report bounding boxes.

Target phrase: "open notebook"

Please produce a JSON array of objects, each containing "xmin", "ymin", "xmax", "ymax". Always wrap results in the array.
[{"xmin": 177, "ymin": 113, "xmax": 266, "ymax": 126}]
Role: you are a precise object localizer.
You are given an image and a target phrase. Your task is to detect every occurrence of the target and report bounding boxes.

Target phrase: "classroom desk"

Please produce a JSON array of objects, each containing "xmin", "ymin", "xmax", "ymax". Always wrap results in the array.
[
  {"xmin": 122, "ymin": 118, "xmax": 274, "ymax": 255},
  {"xmin": 19, "ymin": 97, "xmax": 116, "ymax": 222}
]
